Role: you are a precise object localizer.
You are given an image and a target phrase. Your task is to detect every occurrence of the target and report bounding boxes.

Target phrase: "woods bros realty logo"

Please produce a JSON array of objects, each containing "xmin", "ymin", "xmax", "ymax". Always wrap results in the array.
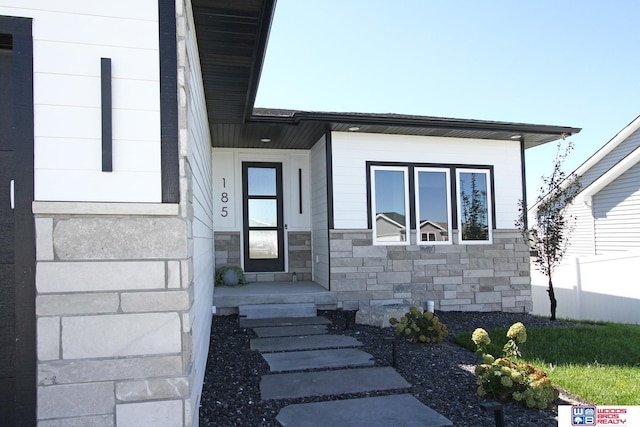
[{"xmin": 558, "ymin": 405, "xmax": 638, "ymax": 426}]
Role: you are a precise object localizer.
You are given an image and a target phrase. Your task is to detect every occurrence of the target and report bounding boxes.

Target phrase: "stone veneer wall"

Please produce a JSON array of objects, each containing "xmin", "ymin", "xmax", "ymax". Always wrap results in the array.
[
  {"xmin": 329, "ymin": 229, "xmax": 532, "ymax": 312},
  {"xmin": 34, "ymin": 203, "xmax": 192, "ymax": 426},
  {"xmin": 214, "ymin": 231, "xmax": 312, "ymax": 282}
]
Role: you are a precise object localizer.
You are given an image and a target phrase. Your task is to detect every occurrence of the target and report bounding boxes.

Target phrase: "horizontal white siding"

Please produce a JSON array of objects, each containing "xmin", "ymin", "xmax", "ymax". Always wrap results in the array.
[
  {"xmin": 0, "ymin": 0, "xmax": 162, "ymax": 202},
  {"xmin": 183, "ymin": 4, "xmax": 213, "ymax": 426},
  {"xmin": 310, "ymin": 136, "xmax": 329, "ymax": 288},
  {"xmin": 563, "ymin": 202, "xmax": 594, "ymax": 257},
  {"xmin": 564, "ymin": 127, "xmax": 640, "ymax": 257},
  {"xmin": 330, "ymin": 131, "xmax": 522, "ymax": 229},
  {"xmin": 593, "ymin": 162, "xmax": 640, "ymax": 253}
]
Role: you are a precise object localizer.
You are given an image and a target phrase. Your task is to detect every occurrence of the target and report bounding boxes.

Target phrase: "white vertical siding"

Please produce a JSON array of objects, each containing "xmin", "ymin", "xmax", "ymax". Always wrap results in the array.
[
  {"xmin": 184, "ymin": 4, "xmax": 214, "ymax": 425},
  {"xmin": 330, "ymin": 131, "xmax": 523, "ymax": 230},
  {"xmin": 310, "ymin": 136, "xmax": 329, "ymax": 288},
  {"xmin": 0, "ymin": 0, "xmax": 162, "ymax": 202},
  {"xmin": 593, "ymin": 163, "xmax": 640, "ymax": 253}
]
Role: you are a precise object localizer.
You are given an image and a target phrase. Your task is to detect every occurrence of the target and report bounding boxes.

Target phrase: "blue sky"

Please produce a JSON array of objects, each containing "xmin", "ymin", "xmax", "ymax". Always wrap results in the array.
[{"xmin": 255, "ymin": 0, "xmax": 640, "ymax": 202}]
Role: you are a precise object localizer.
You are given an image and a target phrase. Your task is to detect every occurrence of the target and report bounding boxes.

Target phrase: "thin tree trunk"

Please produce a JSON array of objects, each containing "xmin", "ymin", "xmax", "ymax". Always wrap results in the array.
[{"xmin": 547, "ymin": 276, "xmax": 557, "ymax": 321}]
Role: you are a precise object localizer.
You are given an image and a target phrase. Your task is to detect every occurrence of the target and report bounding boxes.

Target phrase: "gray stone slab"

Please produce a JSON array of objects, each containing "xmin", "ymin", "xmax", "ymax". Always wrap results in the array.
[
  {"xmin": 251, "ymin": 335, "xmax": 362, "ymax": 352},
  {"xmin": 252, "ymin": 324, "xmax": 327, "ymax": 338},
  {"xmin": 276, "ymin": 394, "xmax": 453, "ymax": 427},
  {"xmin": 262, "ymin": 348, "xmax": 374, "ymax": 372},
  {"xmin": 261, "ymin": 367, "xmax": 410, "ymax": 400},
  {"xmin": 239, "ymin": 303, "xmax": 316, "ymax": 319},
  {"xmin": 240, "ymin": 316, "xmax": 331, "ymax": 328}
]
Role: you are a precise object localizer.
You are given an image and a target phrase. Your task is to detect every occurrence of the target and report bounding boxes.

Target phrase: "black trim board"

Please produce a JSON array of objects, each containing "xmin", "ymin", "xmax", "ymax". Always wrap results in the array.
[
  {"xmin": 158, "ymin": 0, "xmax": 179, "ymax": 203},
  {"xmin": 519, "ymin": 138, "xmax": 528, "ymax": 229},
  {"xmin": 0, "ymin": 15, "xmax": 36, "ymax": 426},
  {"xmin": 325, "ymin": 128, "xmax": 333, "ymax": 291},
  {"xmin": 100, "ymin": 57, "xmax": 112, "ymax": 172}
]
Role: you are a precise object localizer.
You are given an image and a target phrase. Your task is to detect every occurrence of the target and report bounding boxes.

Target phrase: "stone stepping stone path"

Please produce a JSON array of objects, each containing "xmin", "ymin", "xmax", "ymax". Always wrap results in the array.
[
  {"xmin": 252, "ymin": 324, "xmax": 327, "ymax": 338},
  {"xmin": 251, "ymin": 334, "xmax": 362, "ymax": 352},
  {"xmin": 244, "ymin": 308, "xmax": 453, "ymax": 426},
  {"xmin": 260, "ymin": 366, "xmax": 410, "ymax": 400},
  {"xmin": 276, "ymin": 394, "xmax": 453, "ymax": 427},
  {"xmin": 240, "ymin": 316, "xmax": 331, "ymax": 328},
  {"xmin": 262, "ymin": 348, "xmax": 374, "ymax": 372}
]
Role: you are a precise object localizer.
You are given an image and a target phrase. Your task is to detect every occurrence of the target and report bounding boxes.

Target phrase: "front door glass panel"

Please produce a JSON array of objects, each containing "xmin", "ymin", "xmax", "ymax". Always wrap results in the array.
[{"xmin": 243, "ymin": 163, "xmax": 284, "ymax": 272}]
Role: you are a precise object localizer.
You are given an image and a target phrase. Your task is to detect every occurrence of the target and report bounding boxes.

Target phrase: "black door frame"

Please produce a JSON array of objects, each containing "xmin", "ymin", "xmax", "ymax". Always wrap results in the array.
[
  {"xmin": 0, "ymin": 15, "xmax": 36, "ymax": 426},
  {"xmin": 242, "ymin": 162, "xmax": 285, "ymax": 272}
]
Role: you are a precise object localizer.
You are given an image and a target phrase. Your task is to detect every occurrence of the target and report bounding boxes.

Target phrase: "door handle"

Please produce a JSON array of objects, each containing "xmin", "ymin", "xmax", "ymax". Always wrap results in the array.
[{"xmin": 10, "ymin": 179, "xmax": 14, "ymax": 209}]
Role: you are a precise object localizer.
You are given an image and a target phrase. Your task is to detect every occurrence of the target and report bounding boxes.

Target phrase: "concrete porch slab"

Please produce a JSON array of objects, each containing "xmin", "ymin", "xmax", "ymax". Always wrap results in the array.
[
  {"xmin": 252, "ymin": 324, "xmax": 327, "ymax": 338},
  {"xmin": 276, "ymin": 394, "xmax": 453, "ymax": 427},
  {"xmin": 251, "ymin": 334, "xmax": 362, "ymax": 352},
  {"xmin": 240, "ymin": 316, "xmax": 331, "ymax": 328},
  {"xmin": 261, "ymin": 367, "xmax": 410, "ymax": 400},
  {"xmin": 262, "ymin": 348, "xmax": 374, "ymax": 372}
]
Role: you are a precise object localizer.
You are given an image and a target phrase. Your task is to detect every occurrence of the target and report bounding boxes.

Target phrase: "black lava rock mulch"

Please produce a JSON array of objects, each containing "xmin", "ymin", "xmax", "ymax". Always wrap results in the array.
[{"xmin": 199, "ymin": 310, "xmax": 580, "ymax": 427}]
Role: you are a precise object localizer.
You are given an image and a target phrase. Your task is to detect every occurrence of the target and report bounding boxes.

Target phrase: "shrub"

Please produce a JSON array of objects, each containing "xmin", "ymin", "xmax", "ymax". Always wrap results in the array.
[
  {"xmin": 472, "ymin": 323, "xmax": 558, "ymax": 409},
  {"xmin": 389, "ymin": 306, "xmax": 448, "ymax": 343},
  {"xmin": 215, "ymin": 266, "xmax": 247, "ymax": 287}
]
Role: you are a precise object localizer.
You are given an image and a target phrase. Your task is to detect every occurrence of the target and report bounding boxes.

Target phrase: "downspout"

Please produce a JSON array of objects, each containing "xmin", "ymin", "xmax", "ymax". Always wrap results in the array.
[
  {"xmin": 519, "ymin": 137, "xmax": 528, "ymax": 229},
  {"xmin": 574, "ymin": 257, "xmax": 582, "ymax": 320}
]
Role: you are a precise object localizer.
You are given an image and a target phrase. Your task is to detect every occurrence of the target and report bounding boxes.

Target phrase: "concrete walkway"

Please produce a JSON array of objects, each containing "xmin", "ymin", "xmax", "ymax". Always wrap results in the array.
[{"xmin": 243, "ymin": 305, "xmax": 453, "ymax": 427}]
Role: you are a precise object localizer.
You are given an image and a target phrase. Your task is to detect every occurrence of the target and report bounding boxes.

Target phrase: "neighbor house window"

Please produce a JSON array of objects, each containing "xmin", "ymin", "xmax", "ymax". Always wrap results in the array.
[
  {"xmin": 456, "ymin": 169, "xmax": 492, "ymax": 243},
  {"xmin": 371, "ymin": 166, "xmax": 409, "ymax": 244},
  {"xmin": 415, "ymin": 168, "xmax": 452, "ymax": 245}
]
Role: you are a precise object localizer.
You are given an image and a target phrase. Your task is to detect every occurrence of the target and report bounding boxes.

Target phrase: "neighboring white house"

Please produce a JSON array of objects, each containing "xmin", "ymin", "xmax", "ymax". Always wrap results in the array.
[
  {"xmin": 531, "ymin": 115, "xmax": 640, "ymax": 323},
  {"xmin": 0, "ymin": 0, "xmax": 580, "ymax": 425}
]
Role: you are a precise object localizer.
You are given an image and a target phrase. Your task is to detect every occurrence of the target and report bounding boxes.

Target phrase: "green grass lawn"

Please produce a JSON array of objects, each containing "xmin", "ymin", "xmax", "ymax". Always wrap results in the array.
[{"xmin": 455, "ymin": 323, "xmax": 640, "ymax": 405}]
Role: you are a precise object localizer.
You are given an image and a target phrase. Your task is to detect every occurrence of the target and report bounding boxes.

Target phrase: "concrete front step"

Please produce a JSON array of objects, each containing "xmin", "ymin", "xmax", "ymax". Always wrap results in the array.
[
  {"xmin": 261, "ymin": 367, "xmax": 410, "ymax": 400},
  {"xmin": 253, "ymin": 324, "xmax": 328, "ymax": 338},
  {"xmin": 276, "ymin": 394, "xmax": 453, "ymax": 427},
  {"xmin": 239, "ymin": 303, "xmax": 316, "ymax": 319},
  {"xmin": 262, "ymin": 348, "xmax": 374, "ymax": 372},
  {"xmin": 240, "ymin": 316, "xmax": 331, "ymax": 328},
  {"xmin": 251, "ymin": 334, "xmax": 362, "ymax": 352}
]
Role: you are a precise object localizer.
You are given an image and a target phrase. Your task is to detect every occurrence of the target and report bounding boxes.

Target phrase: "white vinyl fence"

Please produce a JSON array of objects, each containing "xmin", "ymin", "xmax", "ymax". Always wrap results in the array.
[{"xmin": 531, "ymin": 251, "xmax": 640, "ymax": 324}]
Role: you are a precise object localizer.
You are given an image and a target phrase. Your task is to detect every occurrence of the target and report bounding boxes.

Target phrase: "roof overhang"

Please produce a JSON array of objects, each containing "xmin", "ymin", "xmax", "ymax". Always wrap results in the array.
[
  {"xmin": 580, "ymin": 144, "xmax": 640, "ymax": 205},
  {"xmin": 192, "ymin": 0, "xmax": 276, "ymax": 124},
  {"xmin": 210, "ymin": 108, "xmax": 581, "ymax": 149}
]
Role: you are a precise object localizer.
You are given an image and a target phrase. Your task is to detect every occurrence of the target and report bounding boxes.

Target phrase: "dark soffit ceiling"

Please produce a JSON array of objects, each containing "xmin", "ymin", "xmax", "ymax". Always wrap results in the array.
[
  {"xmin": 211, "ymin": 109, "xmax": 581, "ymax": 150},
  {"xmin": 192, "ymin": 1, "xmax": 581, "ymax": 150},
  {"xmin": 191, "ymin": 0, "xmax": 276, "ymax": 124}
]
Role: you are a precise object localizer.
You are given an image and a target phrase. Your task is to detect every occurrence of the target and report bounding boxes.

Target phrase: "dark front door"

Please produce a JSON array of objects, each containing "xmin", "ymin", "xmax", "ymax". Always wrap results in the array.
[
  {"xmin": 242, "ymin": 162, "xmax": 285, "ymax": 272},
  {"xmin": 0, "ymin": 44, "xmax": 17, "ymax": 426}
]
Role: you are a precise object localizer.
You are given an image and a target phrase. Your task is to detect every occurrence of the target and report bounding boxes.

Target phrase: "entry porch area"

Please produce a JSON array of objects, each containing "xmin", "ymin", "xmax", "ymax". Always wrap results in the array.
[{"xmin": 213, "ymin": 281, "xmax": 337, "ymax": 315}]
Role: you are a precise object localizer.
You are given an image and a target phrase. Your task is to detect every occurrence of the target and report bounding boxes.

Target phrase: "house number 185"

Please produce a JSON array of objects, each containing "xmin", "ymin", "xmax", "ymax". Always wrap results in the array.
[{"xmin": 220, "ymin": 178, "xmax": 229, "ymax": 217}]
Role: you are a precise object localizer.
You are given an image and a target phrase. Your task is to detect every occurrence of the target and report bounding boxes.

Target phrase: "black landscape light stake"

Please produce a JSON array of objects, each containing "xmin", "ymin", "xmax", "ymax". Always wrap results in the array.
[
  {"xmin": 383, "ymin": 337, "xmax": 398, "ymax": 368},
  {"xmin": 480, "ymin": 401, "xmax": 505, "ymax": 427},
  {"xmin": 343, "ymin": 310, "xmax": 354, "ymax": 330}
]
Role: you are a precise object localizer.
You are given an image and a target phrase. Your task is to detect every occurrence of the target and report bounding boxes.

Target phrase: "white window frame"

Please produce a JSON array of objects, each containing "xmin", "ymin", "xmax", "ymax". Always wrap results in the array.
[
  {"xmin": 456, "ymin": 168, "xmax": 493, "ymax": 244},
  {"xmin": 371, "ymin": 165, "xmax": 410, "ymax": 246},
  {"xmin": 415, "ymin": 167, "xmax": 452, "ymax": 245}
]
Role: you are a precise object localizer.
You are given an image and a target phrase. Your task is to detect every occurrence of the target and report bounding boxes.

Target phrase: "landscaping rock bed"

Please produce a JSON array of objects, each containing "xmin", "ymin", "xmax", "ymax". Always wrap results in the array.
[{"xmin": 200, "ymin": 310, "xmax": 580, "ymax": 426}]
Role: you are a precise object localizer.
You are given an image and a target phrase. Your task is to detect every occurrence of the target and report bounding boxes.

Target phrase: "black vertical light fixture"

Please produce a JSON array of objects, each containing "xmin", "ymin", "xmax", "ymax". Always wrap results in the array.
[{"xmin": 101, "ymin": 57, "xmax": 112, "ymax": 172}]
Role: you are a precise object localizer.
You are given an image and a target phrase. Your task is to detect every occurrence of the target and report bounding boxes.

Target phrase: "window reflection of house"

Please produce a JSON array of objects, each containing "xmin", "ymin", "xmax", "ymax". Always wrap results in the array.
[
  {"xmin": 419, "ymin": 220, "xmax": 449, "ymax": 242},
  {"xmin": 375, "ymin": 212, "xmax": 407, "ymax": 242}
]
